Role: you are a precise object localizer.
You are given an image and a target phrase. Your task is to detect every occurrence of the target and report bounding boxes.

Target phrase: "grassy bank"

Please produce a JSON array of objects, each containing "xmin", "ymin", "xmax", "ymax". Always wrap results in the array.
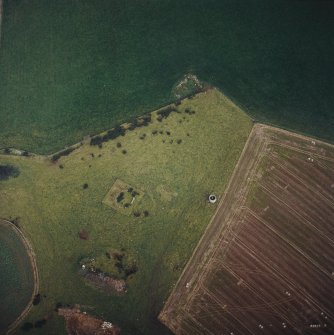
[
  {"xmin": 0, "ymin": 90, "xmax": 252, "ymax": 335},
  {"xmin": 0, "ymin": 0, "xmax": 334, "ymax": 153}
]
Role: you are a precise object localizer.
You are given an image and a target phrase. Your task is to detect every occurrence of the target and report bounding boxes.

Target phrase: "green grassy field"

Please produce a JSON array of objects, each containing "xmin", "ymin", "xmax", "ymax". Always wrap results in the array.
[
  {"xmin": 0, "ymin": 0, "xmax": 334, "ymax": 154},
  {"xmin": 0, "ymin": 90, "xmax": 252, "ymax": 335}
]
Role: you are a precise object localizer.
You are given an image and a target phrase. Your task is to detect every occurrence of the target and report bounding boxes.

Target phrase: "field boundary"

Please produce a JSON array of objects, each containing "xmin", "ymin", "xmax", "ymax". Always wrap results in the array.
[
  {"xmin": 0, "ymin": 219, "xmax": 39, "ymax": 335},
  {"xmin": 158, "ymin": 123, "xmax": 266, "ymax": 329}
]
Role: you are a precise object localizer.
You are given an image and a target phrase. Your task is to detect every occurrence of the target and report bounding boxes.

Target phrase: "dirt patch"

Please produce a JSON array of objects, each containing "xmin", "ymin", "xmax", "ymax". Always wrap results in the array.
[
  {"xmin": 84, "ymin": 272, "xmax": 126, "ymax": 295},
  {"xmin": 58, "ymin": 308, "xmax": 120, "ymax": 335}
]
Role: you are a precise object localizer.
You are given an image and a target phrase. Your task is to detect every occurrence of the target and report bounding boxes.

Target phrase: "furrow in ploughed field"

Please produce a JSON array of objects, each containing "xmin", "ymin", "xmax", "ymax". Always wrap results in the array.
[
  {"xmin": 235, "ymin": 214, "xmax": 334, "ymax": 315},
  {"xmin": 269, "ymin": 148, "xmax": 334, "ymax": 202},
  {"xmin": 251, "ymin": 191, "xmax": 334, "ymax": 271},
  {"xmin": 259, "ymin": 162, "xmax": 334, "ymax": 233}
]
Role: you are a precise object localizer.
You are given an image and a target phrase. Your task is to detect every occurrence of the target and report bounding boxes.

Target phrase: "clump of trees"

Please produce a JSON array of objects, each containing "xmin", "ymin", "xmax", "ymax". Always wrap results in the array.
[
  {"xmin": 0, "ymin": 164, "xmax": 20, "ymax": 180},
  {"xmin": 90, "ymin": 113, "xmax": 152, "ymax": 146},
  {"xmin": 51, "ymin": 147, "xmax": 76, "ymax": 162},
  {"xmin": 21, "ymin": 318, "xmax": 47, "ymax": 332},
  {"xmin": 156, "ymin": 106, "xmax": 177, "ymax": 122}
]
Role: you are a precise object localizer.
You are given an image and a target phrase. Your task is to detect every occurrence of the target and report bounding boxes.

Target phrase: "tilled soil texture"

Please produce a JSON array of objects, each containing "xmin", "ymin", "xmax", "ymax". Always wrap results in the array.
[{"xmin": 159, "ymin": 124, "xmax": 334, "ymax": 335}]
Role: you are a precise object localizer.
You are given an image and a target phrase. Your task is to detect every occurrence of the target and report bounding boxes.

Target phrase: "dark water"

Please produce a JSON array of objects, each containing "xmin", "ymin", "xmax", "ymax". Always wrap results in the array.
[
  {"xmin": 0, "ymin": 222, "xmax": 34, "ymax": 333},
  {"xmin": 0, "ymin": 0, "xmax": 333, "ymax": 153}
]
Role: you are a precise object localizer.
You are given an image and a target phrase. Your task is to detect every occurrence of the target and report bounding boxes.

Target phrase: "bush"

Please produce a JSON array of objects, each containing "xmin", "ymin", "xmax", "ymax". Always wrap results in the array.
[
  {"xmin": 32, "ymin": 293, "xmax": 41, "ymax": 305},
  {"xmin": 133, "ymin": 211, "xmax": 141, "ymax": 217},
  {"xmin": 51, "ymin": 147, "xmax": 75, "ymax": 162},
  {"xmin": 55, "ymin": 302, "xmax": 63, "ymax": 312},
  {"xmin": 143, "ymin": 210, "xmax": 149, "ymax": 217},
  {"xmin": 82, "ymin": 183, "xmax": 89, "ymax": 189},
  {"xmin": 157, "ymin": 106, "xmax": 176, "ymax": 120},
  {"xmin": 122, "ymin": 149, "xmax": 127, "ymax": 154},
  {"xmin": 34, "ymin": 319, "xmax": 46, "ymax": 328},
  {"xmin": 0, "ymin": 164, "xmax": 20, "ymax": 180},
  {"xmin": 117, "ymin": 192, "xmax": 124, "ymax": 203},
  {"xmin": 21, "ymin": 322, "xmax": 34, "ymax": 331}
]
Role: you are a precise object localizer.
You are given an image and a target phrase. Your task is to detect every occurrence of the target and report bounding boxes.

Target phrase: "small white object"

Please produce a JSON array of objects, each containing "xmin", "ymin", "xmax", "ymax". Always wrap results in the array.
[
  {"xmin": 82, "ymin": 264, "xmax": 86, "ymax": 269},
  {"xmin": 209, "ymin": 194, "xmax": 217, "ymax": 204}
]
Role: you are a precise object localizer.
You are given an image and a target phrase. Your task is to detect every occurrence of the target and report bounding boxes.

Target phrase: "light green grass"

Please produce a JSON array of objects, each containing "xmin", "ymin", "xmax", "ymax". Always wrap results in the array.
[{"xmin": 0, "ymin": 89, "xmax": 252, "ymax": 335}]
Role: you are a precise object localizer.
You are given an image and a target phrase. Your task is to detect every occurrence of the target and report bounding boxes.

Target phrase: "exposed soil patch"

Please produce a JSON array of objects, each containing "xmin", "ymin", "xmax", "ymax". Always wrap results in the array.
[
  {"xmin": 160, "ymin": 124, "xmax": 334, "ymax": 335},
  {"xmin": 58, "ymin": 308, "xmax": 120, "ymax": 335},
  {"xmin": 83, "ymin": 272, "xmax": 126, "ymax": 295}
]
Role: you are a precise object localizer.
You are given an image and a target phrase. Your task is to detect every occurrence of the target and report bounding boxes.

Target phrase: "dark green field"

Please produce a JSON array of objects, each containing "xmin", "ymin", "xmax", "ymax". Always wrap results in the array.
[
  {"xmin": 0, "ymin": 0, "xmax": 334, "ymax": 153},
  {"xmin": 0, "ymin": 221, "xmax": 34, "ymax": 333}
]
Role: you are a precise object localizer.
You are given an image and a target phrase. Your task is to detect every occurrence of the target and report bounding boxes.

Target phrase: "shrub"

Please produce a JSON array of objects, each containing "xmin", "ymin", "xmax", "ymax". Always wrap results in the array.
[
  {"xmin": 133, "ymin": 211, "xmax": 141, "ymax": 217},
  {"xmin": 32, "ymin": 294, "xmax": 41, "ymax": 305},
  {"xmin": 55, "ymin": 302, "xmax": 63, "ymax": 312},
  {"xmin": 21, "ymin": 322, "xmax": 34, "ymax": 331},
  {"xmin": 122, "ymin": 149, "xmax": 127, "ymax": 154},
  {"xmin": 79, "ymin": 229, "xmax": 89, "ymax": 240},
  {"xmin": 177, "ymin": 139, "xmax": 182, "ymax": 144},
  {"xmin": 157, "ymin": 106, "xmax": 176, "ymax": 120},
  {"xmin": 59, "ymin": 164, "xmax": 64, "ymax": 169},
  {"xmin": 34, "ymin": 319, "xmax": 46, "ymax": 328},
  {"xmin": 82, "ymin": 183, "xmax": 89, "ymax": 189},
  {"xmin": 124, "ymin": 264, "xmax": 138, "ymax": 277},
  {"xmin": 117, "ymin": 142, "xmax": 122, "ymax": 148},
  {"xmin": 143, "ymin": 210, "xmax": 149, "ymax": 217},
  {"xmin": 117, "ymin": 192, "xmax": 124, "ymax": 203},
  {"xmin": 0, "ymin": 164, "xmax": 20, "ymax": 180},
  {"xmin": 51, "ymin": 147, "xmax": 75, "ymax": 162}
]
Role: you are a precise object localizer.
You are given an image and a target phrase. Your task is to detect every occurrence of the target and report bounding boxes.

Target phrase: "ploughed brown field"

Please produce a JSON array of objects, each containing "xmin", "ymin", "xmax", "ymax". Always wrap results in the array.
[{"xmin": 159, "ymin": 124, "xmax": 334, "ymax": 335}]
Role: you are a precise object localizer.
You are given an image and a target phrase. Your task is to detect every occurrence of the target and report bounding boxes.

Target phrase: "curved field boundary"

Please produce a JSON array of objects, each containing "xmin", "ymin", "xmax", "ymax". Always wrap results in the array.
[
  {"xmin": 0, "ymin": 0, "xmax": 3, "ymax": 49},
  {"xmin": 0, "ymin": 219, "xmax": 39, "ymax": 335}
]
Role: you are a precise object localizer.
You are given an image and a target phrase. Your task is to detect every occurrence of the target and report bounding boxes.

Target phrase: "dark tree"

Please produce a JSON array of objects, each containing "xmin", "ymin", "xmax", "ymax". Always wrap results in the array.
[
  {"xmin": 32, "ymin": 293, "xmax": 41, "ymax": 305},
  {"xmin": 34, "ymin": 319, "xmax": 46, "ymax": 328},
  {"xmin": 21, "ymin": 322, "xmax": 34, "ymax": 331},
  {"xmin": 0, "ymin": 164, "xmax": 20, "ymax": 180},
  {"xmin": 117, "ymin": 192, "xmax": 125, "ymax": 203}
]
